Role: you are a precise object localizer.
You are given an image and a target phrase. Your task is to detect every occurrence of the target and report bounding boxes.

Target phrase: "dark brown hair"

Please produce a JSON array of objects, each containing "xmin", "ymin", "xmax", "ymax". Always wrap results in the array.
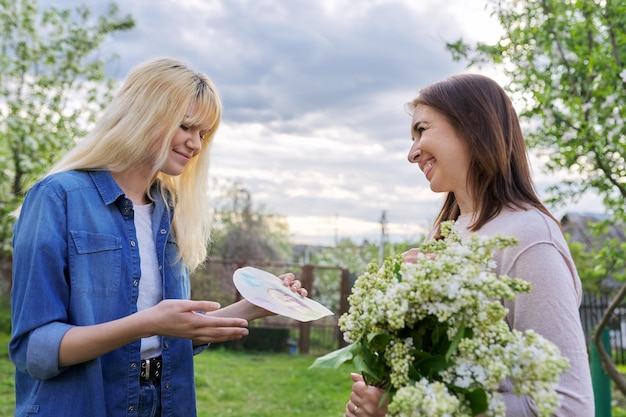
[{"xmin": 407, "ymin": 74, "xmax": 558, "ymax": 239}]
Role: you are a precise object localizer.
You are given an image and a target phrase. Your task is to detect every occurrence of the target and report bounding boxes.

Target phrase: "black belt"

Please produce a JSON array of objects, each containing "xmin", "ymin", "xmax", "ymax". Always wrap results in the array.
[{"xmin": 140, "ymin": 356, "xmax": 162, "ymax": 383}]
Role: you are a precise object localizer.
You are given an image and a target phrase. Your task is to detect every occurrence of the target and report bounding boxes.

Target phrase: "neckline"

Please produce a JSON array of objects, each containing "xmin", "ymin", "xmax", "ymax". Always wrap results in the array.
[{"xmin": 134, "ymin": 202, "xmax": 154, "ymax": 210}]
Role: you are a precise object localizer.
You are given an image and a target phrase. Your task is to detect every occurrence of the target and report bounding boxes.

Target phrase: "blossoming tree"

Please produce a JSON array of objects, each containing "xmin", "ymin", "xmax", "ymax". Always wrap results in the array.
[{"xmin": 0, "ymin": 0, "xmax": 134, "ymax": 259}]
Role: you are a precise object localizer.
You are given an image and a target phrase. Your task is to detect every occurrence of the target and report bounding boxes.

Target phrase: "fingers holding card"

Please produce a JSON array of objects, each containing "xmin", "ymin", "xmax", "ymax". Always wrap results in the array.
[{"xmin": 233, "ymin": 267, "xmax": 333, "ymax": 322}]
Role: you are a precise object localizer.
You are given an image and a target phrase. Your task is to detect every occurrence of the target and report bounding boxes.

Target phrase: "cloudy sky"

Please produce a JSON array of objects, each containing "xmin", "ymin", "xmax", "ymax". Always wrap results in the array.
[{"xmin": 46, "ymin": 0, "xmax": 602, "ymax": 246}]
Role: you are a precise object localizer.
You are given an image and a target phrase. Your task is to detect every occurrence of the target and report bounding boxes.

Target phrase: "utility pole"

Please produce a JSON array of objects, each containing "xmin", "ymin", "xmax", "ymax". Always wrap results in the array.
[{"xmin": 379, "ymin": 210, "xmax": 387, "ymax": 264}]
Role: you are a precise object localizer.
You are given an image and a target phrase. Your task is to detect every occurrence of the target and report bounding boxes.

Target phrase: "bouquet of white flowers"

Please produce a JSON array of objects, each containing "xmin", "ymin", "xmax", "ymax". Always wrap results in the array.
[{"xmin": 311, "ymin": 222, "xmax": 569, "ymax": 417}]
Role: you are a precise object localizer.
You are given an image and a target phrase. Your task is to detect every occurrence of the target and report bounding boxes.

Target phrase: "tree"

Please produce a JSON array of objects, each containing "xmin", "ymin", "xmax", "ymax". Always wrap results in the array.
[
  {"xmin": 446, "ymin": 0, "xmax": 626, "ymax": 394},
  {"xmin": 310, "ymin": 238, "xmax": 424, "ymax": 314},
  {"xmin": 0, "ymin": 0, "xmax": 134, "ymax": 256},
  {"xmin": 207, "ymin": 179, "xmax": 292, "ymax": 263},
  {"xmin": 191, "ymin": 180, "xmax": 292, "ymax": 305}
]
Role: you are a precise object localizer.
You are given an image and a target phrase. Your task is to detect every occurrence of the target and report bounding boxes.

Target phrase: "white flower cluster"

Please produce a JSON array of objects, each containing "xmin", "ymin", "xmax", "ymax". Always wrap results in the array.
[
  {"xmin": 337, "ymin": 222, "xmax": 570, "ymax": 417},
  {"xmin": 389, "ymin": 378, "xmax": 462, "ymax": 417}
]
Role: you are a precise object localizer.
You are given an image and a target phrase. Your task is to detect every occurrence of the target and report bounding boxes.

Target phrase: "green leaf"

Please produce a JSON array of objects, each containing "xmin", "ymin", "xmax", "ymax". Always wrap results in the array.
[
  {"xmin": 407, "ymin": 362, "xmax": 422, "ymax": 381},
  {"xmin": 353, "ymin": 354, "xmax": 385, "ymax": 385},
  {"xmin": 410, "ymin": 328, "xmax": 424, "ymax": 350},
  {"xmin": 431, "ymin": 324, "xmax": 442, "ymax": 345},
  {"xmin": 393, "ymin": 255, "xmax": 403, "ymax": 281},
  {"xmin": 464, "ymin": 387, "xmax": 488, "ymax": 415},
  {"xmin": 415, "ymin": 354, "xmax": 450, "ymax": 378},
  {"xmin": 309, "ymin": 342, "xmax": 360, "ymax": 369},
  {"xmin": 445, "ymin": 319, "xmax": 466, "ymax": 361},
  {"xmin": 367, "ymin": 332, "xmax": 391, "ymax": 352}
]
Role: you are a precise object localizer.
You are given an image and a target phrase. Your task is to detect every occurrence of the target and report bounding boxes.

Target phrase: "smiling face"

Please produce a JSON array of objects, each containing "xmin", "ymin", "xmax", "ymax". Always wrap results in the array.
[
  {"xmin": 408, "ymin": 104, "xmax": 474, "ymax": 214},
  {"xmin": 160, "ymin": 113, "xmax": 207, "ymax": 175}
]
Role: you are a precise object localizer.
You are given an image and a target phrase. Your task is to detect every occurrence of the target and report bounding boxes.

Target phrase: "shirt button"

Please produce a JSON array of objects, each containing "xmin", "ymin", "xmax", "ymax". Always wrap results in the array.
[
  {"xmin": 128, "ymin": 406, "xmax": 135, "ymax": 413},
  {"xmin": 160, "ymin": 229, "xmax": 167, "ymax": 234},
  {"xmin": 133, "ymin": 280, "xmax": 138, "ymax": 287},
  {"xmin": 163, "ymin": 341, "xmax": 169, "ymax": 349},
  {"xmin": 158, "ymin": 265, "xmax": 162, "ymax": 270},
  {"xmin": 130, "ymin": 241, "xmax": 136, "ymax": 247},
  {"xmin": 130, "ymin": 362, "xmax": 137, "ymax": 370},
  {"xmin": 164, "ymin": 382, "xmax": 170, "ymax": 389}
]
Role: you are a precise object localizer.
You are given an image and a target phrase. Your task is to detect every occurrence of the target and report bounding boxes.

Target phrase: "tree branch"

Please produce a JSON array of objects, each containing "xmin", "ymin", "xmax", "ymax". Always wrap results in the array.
[
  {"xmin": 540, "ymin": 0, "xmax": 576, "ymax": 88},
  {"xmin": 593, "ymin": 282, "xmax": 626, "ymax": 394},
  {"xmin": 593, "ymin": 146, "xmax": 626, "ymax": 200}
]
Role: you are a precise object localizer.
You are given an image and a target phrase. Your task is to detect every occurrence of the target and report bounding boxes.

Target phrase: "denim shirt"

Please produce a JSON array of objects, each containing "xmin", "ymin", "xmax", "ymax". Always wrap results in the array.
[{"xmin": 10, "ymin": 170, "xmax": 205, "ymax": 417}]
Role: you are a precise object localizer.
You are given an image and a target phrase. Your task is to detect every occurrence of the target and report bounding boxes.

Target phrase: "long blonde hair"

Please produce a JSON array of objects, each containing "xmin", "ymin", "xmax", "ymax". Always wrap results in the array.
[{"xmin": 47, "ymin": 57, "xmax": 222, "ymax": 270}]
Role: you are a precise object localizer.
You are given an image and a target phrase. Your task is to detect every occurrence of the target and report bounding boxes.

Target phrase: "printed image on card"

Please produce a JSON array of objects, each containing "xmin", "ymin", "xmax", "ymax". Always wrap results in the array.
[{"xmin": 233, "ymin": 266, "xmax": 334, "ymax": 322}]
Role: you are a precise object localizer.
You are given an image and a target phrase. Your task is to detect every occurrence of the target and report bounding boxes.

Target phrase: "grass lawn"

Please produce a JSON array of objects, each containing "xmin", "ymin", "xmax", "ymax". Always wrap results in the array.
[
  {"xmin": 0, "ymin": 332, "xmax": 353, "ymax": 416},
  {"xmin": 2, "ymin": 330, "xmax": 626, "ymax": 416},
  {"xmin": 195, "ymin": 348, "xmax": 352, "ymax": 417},
  {"xmin": 0, "ymin": 333, "xmax": 14, "ymax": 417}
]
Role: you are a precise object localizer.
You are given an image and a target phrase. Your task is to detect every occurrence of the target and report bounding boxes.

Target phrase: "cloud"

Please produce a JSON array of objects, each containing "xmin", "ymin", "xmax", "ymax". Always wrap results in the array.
[{"xmin": 45, "ymin": 0, "xmax": 599, "ymax": 245}]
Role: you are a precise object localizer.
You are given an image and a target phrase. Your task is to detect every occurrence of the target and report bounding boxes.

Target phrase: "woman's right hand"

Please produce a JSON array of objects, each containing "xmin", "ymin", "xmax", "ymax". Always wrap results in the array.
[
  {"xmin": 59, "ymin": 299, "xmax": 249, "ymax": 367},
  {"xmin": 401, "ymin": 248, "xmax": 421, "ymax": 264},
  {"xmin": 146, "ymin": 299, "xmax": 249, "ymax": 344},
  {"xmin": 346, "ymin": 373, "xmax": 388, "ymax": 417},
  {"xmin": 402, "ymin": 247, "xmax": 438, "ymax": 264}
]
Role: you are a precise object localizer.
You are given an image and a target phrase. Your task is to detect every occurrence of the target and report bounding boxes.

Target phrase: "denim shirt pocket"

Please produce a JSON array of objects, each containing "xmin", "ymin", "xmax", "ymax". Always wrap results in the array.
[{"xmin": 69, "ymin": 230, "xmax": 122, "ymax": 296}]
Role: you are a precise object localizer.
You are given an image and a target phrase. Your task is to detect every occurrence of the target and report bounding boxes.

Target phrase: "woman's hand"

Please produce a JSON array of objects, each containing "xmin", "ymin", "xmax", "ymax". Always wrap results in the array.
[
  {"xmin": 146, "ymin": 299, "xmax": 249, "ymax": 344},
  {"xmin": 346, "ymin": 373, "xmax": 388, "ymax": 417},
  {"xmin": 244, "ymin": 272, "xmax": 309, "ymax": 318},
  {"xmin": 278, "ymin": 272, "xmax": 308, "ymax": 297},
  {"xmin": 402, "ymin": 248, "xmax": 436, "ymax": 264},
  {"xmin": 203, "ymin": 271, "xmax": 309, "ymax": 322},
  {"xmin": 58, "ymin": 299, "xmax": 249, "ymax": 367},
  {"xmin": 401, "ymin": 248, "xmax": 421, "ymax": 264}
]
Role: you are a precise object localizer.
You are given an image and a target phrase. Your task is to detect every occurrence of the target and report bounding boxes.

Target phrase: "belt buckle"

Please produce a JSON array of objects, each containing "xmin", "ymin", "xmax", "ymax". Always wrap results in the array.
[
  {"xmin": 141, "ymin": 358, "xmax": 151, "ymax": 380},
  {"xmin": 140, "ymin": 357, "xmax": 162, "ymax": 382}
]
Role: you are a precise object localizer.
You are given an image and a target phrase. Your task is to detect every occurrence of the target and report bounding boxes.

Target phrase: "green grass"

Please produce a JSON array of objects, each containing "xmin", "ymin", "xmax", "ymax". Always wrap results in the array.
[
  {"xmin": 614, "ymin": 365, "xmax": 626, "ymax": 417},
  {"xmin": 0, "ymin": 333, "xmax": 14, "ymax": 417},
  {"xmin": 0, "ymin": 333, "xmax": 353, "ymax": 416},
  {"xmin": 195, "ymin": 348, "xmax": 352, "ymax": 417},
  {"xmin": 2, "ymin": 331, "xmax": 626, "ymax": 416}
]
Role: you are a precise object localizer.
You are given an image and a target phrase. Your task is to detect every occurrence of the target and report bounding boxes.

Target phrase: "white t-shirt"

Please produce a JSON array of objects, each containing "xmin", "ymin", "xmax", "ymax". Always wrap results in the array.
[{"xmin": 134, "ymin": 203, "xmax": 163, "ymax": 360}]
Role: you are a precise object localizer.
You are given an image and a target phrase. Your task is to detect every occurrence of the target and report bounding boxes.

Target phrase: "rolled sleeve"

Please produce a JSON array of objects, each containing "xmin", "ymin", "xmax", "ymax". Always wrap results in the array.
[
  {"xmin": 26, "ymin": 322, "xmax": 73, "ymax": 379},
  {"xmin": 10, "ymin": 181, "xmax": 71, "ymax": 379}
]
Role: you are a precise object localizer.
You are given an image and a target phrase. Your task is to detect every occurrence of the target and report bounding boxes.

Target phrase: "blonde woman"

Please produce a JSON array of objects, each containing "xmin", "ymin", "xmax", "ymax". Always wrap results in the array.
[{"xmin": 10, "ymin": 58, "xmax": 307, "ymax": 417}]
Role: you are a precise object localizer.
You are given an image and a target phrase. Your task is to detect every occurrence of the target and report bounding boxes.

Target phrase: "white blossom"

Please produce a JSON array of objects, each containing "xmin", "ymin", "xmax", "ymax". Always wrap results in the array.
[{"xmin": 331, "ymin": 222, "xmax": 569, "ymax": 417}]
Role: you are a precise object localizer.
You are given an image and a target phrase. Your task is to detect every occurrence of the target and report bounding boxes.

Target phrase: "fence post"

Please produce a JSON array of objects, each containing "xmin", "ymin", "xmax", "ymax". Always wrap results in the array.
[
  {"xmin": 338, "ymin": 268, "xmax": 350, "ymax": 348},
  {"xmin": 590, "ymin": 327, "xmax": 612, "ymax": 417},
  {"xmin": 298, "ymin": 265, "xmax": 314, "ymax": 354}
]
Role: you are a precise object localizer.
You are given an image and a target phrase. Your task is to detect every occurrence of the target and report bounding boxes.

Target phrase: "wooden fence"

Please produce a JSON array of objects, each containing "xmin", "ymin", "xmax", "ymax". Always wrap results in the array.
[
  {"xmin": 195, "ymin": 262, "xmax": 625, "ymax": 361},
  {"xmin": 194, "ymin": 259, "xmax": 350, "ymax": 355},
  {"xmin": 580, "ymin": 292, "xmax": 626, "ymax": 365}
]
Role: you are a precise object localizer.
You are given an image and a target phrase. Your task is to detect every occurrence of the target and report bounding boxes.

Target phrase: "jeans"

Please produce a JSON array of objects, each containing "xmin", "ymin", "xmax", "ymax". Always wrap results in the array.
[{"xmin": 138, "ymin": 381, "xmax": 161, "ymax": 417}]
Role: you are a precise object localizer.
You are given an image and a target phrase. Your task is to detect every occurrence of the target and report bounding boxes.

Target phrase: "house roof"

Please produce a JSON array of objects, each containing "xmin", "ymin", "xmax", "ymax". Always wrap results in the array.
[
  {"xmin": 561, "ymin": 212, "xmax": 626, "ymax": 290},
  {"xmin": 561, "ymin": 212, "xmax": 625, "ymax": 247}
]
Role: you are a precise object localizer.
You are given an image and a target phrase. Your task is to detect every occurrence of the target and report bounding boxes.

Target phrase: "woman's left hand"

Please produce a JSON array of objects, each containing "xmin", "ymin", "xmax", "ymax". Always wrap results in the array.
[
  {"xmin": 279, "ymin": 272, "xmax": 308, "ymax": 297},
  {"xmin": 206, "ymin": 271, "xmax": 308, "ymax": 322},
  {"xmin": 402, "ymin": 247, "xmax": 437, "ymax": 264}
]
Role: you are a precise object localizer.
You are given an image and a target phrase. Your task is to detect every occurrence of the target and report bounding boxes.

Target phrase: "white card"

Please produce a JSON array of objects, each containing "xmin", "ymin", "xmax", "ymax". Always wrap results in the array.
[{"xmin": 233, "ymin": 266, "xmax": 334, "ymax": 322}]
